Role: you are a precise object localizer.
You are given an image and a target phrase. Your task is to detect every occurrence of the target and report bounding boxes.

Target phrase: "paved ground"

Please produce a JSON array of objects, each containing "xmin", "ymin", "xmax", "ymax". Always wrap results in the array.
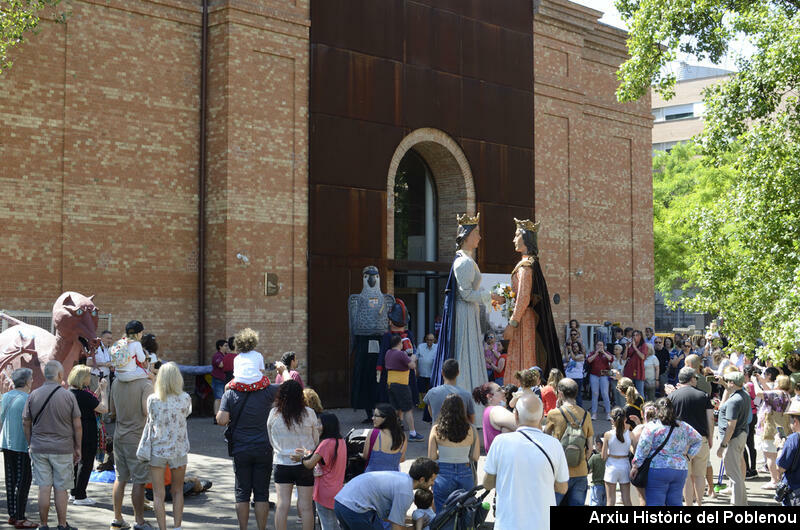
[{"xmin": 0, "ymin": 406, "xmax": 785, "ymax": 529}]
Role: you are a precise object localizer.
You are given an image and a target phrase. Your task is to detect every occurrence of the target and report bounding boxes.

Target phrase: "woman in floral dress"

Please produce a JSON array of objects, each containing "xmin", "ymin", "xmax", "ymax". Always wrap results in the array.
[{"xmin": 142, "ymin": 362, "xmax": 192, "ymax": 530}]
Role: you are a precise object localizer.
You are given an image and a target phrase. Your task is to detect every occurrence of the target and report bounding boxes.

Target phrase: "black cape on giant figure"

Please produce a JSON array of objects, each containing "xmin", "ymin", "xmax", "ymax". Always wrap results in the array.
[{"xmin": 528, "ymin": 257, "xmax": 564, "ymax": 375}]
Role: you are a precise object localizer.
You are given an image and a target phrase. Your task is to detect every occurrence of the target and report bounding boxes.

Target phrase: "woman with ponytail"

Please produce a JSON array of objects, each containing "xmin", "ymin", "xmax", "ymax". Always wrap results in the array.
[
  {"xmin": 601, "ymin": 407, "xmax": 632, "ymax": 506},
  {"xmin": 617, "ymin": 377, "xmax": 644, "ymax": 430}
]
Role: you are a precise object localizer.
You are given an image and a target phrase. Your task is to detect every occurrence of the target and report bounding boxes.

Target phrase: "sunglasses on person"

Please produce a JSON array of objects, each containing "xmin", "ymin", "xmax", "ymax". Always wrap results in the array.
[{"xmin": 654, "ymin": 340, "xmax": 662, "ymax": 344}]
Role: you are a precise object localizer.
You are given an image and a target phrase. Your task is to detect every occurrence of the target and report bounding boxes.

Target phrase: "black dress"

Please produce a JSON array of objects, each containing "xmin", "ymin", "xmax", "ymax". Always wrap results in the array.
[{"xmin": 70, "ymin": 388, "xmax": 99, "ymax": 499}]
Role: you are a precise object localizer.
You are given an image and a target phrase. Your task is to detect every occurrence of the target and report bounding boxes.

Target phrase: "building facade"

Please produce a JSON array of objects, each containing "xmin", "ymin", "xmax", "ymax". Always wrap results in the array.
[
  {"xmin": 1, "ymin": 0, "xmax": 653, "ymax": 405},
  {"xmin": 652, "ymin": 62, "xmax": 733, "ymax": 154}
]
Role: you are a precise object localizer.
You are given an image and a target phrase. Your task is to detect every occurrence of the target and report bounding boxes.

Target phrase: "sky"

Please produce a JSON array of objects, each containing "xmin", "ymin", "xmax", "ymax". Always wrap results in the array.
[{"xmin": 569, "ymin": 0, "xmax": 755, "ymax": 73}]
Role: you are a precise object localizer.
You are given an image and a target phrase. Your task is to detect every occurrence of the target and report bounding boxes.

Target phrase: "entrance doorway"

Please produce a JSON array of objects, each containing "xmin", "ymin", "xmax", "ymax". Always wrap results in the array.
[{"xmin": 393, "ymin": 150, "xmax": 444, "ymax": 342}]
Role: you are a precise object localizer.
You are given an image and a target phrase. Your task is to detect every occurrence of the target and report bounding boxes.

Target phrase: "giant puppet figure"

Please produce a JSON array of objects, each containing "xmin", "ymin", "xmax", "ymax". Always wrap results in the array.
[
  {"xmin": 0, "ymin": 292, "xmax": 101, "ymax": 392},
  {"xmin": 430, "ymin": 213, "xmax": 502, "ymax": 393},
  {"xmin": 348, "ymin": 266, "xmax": 394, "ymax": 422},
  {"xmin": 505, "ymin": 218, "xmax": 563, "ymax": 376}
]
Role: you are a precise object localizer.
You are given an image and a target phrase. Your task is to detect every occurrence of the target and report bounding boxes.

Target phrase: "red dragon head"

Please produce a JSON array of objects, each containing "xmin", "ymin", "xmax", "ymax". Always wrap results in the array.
[{"xmin": 52, "ymin": 292, "xmax": 100, "ymax": 353}]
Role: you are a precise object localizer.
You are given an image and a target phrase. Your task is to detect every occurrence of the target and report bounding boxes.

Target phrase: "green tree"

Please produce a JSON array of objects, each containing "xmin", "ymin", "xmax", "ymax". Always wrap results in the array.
[
  {"xmin": 617, "ymin": 0, "xmax": 800, "ymax": 362},
  {"xmin": 0, "ymin": 0, "xmax": 65, "ymax": 74},
  {"xmin": 652, "ymin": 142, "xmax": 736, "ymax": 296}
]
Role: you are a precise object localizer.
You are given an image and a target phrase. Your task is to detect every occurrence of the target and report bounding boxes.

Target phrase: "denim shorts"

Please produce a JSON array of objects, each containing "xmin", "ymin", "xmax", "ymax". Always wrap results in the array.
[{"xmin": 212, "ymin": 378, "xmax": 225, "ymax": 399}]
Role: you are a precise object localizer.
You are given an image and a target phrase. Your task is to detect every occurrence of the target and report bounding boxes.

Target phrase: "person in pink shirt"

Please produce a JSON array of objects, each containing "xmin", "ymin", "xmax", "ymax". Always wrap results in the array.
[
  {"xmin": 472, "ymin": 382, "xmax": 516, "ymax": 451},
  {"xmin": 275, "ymin": 352, "xmax": 304, "ymax": 388},
  {"xmin": 296, "ymin": 413, "xmax": 346, "ymax": 530}
]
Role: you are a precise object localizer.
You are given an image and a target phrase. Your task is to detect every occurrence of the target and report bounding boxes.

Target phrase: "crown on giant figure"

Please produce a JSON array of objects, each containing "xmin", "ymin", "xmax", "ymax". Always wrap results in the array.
[
  {"xmin": 456, "ymin": 212, "xmax": 480, "ymax": 226},
  {"xmin": 514, "ymin": 218, "xmax": 540, "ymax": 232}
]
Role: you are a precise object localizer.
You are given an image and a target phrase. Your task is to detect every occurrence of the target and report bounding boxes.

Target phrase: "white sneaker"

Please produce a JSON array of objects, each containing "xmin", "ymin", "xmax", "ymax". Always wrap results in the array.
[
  {"xmin": 69, "ymin": 494, "xmax": 76, "ymax": 503},
  {"xmin": 73, "ymin": 497, "xmax": 97, "ymax": 506},
  {"xmin": 591, "ymin": 413, "xmax": 597, "ymax": 420}
]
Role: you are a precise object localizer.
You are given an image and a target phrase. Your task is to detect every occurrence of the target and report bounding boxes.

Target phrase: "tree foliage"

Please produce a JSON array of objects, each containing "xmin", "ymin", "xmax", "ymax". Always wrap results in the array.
[
  {"xmin": 0, "ymin": 0, "xmax": 65, "ymax": 74},
  {"xmin": 652, "ymin": 142, "xmax": 736, "ymax": 296},
  {"xmin": 617, "ymin": 0, "xmax": 800, "ymax": 362}
]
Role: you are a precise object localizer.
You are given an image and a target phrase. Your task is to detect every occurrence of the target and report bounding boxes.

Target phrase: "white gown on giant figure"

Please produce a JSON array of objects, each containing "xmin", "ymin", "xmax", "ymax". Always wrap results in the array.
[{"xmin": 452, "ymin": 249, "xmax": 492, "ymax": 401}]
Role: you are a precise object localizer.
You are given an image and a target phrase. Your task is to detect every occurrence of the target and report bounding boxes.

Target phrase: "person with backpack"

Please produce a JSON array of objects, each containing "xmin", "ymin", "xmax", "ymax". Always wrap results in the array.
[
  {"xmin": 544, "ymin": 378, "xmax": 593, "ymax": 506},
  {"xmin": 110, "ymin": 321, "xmax": 150, "ymax": 382}
]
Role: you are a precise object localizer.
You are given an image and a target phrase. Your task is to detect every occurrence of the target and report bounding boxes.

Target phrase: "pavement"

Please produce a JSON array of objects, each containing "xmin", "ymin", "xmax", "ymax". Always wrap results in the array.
[{"xmin": 0, "ymin": 404, "xmax": 785, "ymax": 529}]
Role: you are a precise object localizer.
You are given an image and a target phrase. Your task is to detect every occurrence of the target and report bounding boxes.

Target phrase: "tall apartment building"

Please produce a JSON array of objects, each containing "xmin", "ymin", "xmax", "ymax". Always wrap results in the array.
[{"xmin": 652, "ymin": 62, "xmax": 733, "ymax": 154}]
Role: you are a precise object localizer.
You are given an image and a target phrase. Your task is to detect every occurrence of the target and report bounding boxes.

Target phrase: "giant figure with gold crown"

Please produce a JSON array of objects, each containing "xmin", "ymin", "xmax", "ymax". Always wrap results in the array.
[
  {"xmin": 430, "ymin": 214, "xmax": 503, "ymax": 397},
  {"xmin": 504, "ymin": 218, "xmax": 564, "ymax": 376}
]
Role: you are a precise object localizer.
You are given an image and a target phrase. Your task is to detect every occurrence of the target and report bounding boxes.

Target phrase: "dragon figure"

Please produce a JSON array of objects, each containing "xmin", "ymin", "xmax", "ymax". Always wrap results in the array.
[{"xmin": 0, "ymin": 292, "xmax": 100, "ymax": 392}]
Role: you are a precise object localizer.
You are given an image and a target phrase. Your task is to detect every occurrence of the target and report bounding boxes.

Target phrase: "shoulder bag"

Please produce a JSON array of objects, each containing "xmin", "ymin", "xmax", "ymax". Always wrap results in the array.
[
  {"xmin": 519, "ymin": 430, "xmax": 555, "ymax": 475},
  {"xmin": 136, "ymin": 415, "xmax": 154, "ymax": 461},
  {"xmin": 630, "ymin": 425, "xmax": 675, "ymax": 488},
  {"xmin": 223, "ymin": 391, "xmax": 252, "ymax": 456},
  {"xmin": 32, "ymin": 386, "xmax": 62, "ymax": 426}
]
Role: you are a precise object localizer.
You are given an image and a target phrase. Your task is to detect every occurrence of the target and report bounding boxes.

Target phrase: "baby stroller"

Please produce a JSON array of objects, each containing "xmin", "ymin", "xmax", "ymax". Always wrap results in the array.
[
  {"xmin": 344, "ymin": 427, "xmax": 369, "ymax": 482},
  {"xmin": 430, "ymin": 485, "xmax": 491, "ymax": 530}
]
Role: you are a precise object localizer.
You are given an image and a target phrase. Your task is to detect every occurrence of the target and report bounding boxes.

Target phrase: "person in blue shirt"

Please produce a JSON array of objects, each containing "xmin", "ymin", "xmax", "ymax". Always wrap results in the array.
[
  {"xmin": 1, "ymin": 368, "xmax": 34, "ymax": 528},
  {"xmin": 776, "ymin": 399, "xmax": 800, "ymax": 505}
]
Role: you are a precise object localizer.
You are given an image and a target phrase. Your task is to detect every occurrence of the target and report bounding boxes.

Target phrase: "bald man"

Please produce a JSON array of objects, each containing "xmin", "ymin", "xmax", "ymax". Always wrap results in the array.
[
  {"xmin": 685, "ymin": 354, "xmax": 712, "ymax": 395},
  {"xmin": 484, "ymin": 393, "xmax": 568, "ymax": 529}
]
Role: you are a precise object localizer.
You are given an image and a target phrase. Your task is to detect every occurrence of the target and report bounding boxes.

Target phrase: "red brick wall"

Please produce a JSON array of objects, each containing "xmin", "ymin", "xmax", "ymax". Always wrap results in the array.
[
  {"xmin": 534, "ymin": 0, "xmax": 654, "ymax": 336},
  {"xmin": 0, "ymin": 0, "xmax": 311, "ymax": 370}
]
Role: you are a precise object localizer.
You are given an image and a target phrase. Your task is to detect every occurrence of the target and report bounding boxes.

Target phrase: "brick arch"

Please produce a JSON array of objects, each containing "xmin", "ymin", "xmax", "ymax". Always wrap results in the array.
[{"xmin": 386, "ymin": 128, "xmax": 476, "ymax": 265}]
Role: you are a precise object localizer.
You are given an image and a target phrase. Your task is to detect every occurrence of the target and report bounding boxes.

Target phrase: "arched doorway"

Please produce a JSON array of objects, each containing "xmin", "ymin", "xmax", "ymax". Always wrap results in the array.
[{"xmin": 387, "ymin": 128, "xmax": 476, "ymax": 343}]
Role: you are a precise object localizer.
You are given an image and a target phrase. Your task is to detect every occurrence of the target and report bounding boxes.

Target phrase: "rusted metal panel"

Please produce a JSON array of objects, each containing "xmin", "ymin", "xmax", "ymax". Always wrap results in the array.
[
  {"xmin": 312, "ymin": 45, "xmax": 403, "ymax": 125},
  {"xmin": 309, "ymin": 185, "xmax": 387, "ymax": 258},
  {"xmin": 462, "ymin": 140, "xmax": 534, "ymax": 208},
  {"xmin": 403, "ymin": 65, "xmax": 462, "ymax": 137},
  {"xmin": 311, "ymin": 114, "xmax": 404, "ymax": 191},
  {"xmin": 311, "ymin": 0, "xmax": 404, "ymax": 61},
  {"xmin": 413, "ymin": 0, "xmax": 532, "ymax": 33},
  {"xmin": 477, "ymin": 202, "xmax": 535, "ymax": 273},
  {"xmin": 307, "ymin": 264, "xmax": 356, "ymax": 408},
  {"xmin": 407, "ymin": 3, "xmax": 461, "ymax": 75}
]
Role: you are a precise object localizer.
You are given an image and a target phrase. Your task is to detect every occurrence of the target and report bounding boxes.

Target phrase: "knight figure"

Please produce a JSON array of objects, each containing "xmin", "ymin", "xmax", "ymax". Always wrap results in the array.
[{"xmin": 348, "ymin": 266, "xmax": 394, "ymax": 422}]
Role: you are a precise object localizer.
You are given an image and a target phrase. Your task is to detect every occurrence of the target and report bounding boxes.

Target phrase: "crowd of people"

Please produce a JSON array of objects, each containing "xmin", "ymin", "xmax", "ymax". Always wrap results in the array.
[{"xmin": 4, "ymin": 318, "xmax": 800, "ymax": 530}]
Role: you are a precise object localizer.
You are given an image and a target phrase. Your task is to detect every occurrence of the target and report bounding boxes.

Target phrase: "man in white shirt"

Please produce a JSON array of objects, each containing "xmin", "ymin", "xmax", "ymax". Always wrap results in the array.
[
  {"xmin": 484, "ymin": 393, "xmax": 568, "ymax": 529},
  {"xmin": 415, "ymin": 334, "xmax": 437, "ymax": 394},
  {"xmin": 89, "ymin": 330, "xmax": 114, "ymax": 387}
]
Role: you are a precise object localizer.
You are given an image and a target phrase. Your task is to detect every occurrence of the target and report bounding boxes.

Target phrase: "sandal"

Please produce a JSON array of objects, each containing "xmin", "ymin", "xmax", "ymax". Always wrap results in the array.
[{"xmin": 15, "ymin": 521, "xmax": 37, "ymax": 529}]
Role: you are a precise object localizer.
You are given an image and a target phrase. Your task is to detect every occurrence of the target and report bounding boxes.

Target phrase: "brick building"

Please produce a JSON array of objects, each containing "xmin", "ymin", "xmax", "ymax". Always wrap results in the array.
[{"xmin": 0, "ymin": 0, "xmax": 653, "ymax": 405}]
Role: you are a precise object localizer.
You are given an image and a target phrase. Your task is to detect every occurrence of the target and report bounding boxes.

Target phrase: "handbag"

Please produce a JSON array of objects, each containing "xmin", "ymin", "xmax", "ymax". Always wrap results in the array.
[
  {"xmin": 630, "ymin": 425, "xmax": 674, "ymax": 488},
  {"xmin": 136, "ymin": 416, "xmax": 154, "ymax": 461},
  {"xmin": 223, "ymin": 391, "xmax": 252, "ymax": 456}
]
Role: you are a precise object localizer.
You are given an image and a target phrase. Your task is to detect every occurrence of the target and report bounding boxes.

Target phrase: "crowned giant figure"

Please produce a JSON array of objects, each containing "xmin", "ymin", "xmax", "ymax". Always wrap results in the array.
[
  {"xmin": 430, "ymin": 214, "xmax": 503, "ymax": 405},
  {"xmin": 348, "ymin": 266, "xmax": 395, "ymax": 422}
]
